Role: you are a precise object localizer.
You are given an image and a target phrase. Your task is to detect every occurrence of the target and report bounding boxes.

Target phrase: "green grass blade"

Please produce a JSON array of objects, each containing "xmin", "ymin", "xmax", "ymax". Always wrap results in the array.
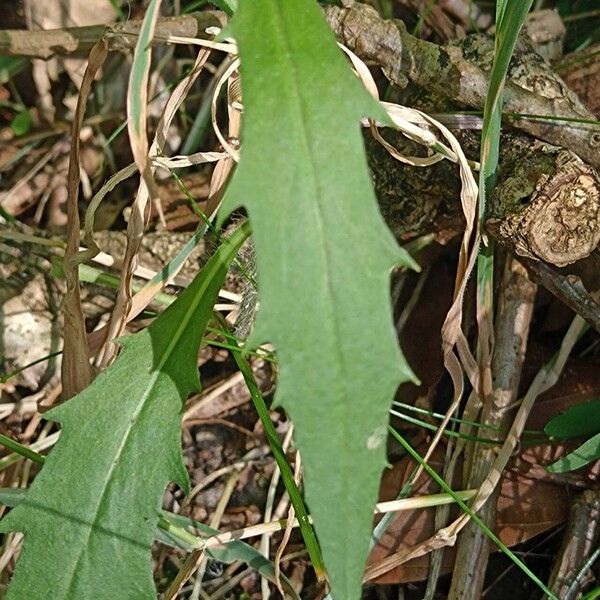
[
  {"xmin": 0, "ymin": 435, "xmax": 45, "ymax": 465},
  {"xmin": 476, "ymin": 0, "xmax": 534, "ymax": 417},
  {"xmin": 546, "ymin": 432, "xmax": 600, "ymax": 473},
  {"xmin": 220, "ymin": 317, "xmax": 326, "ymax": 577}
]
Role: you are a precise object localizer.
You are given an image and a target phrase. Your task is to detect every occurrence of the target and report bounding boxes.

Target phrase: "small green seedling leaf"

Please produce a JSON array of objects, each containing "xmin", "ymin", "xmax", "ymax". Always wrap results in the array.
[
  {"xmin": 544, "ymin": 400, "xmax": 600, "ymax": 440},
  {"xmin": 10, "ymin": 110, "xmax": 32, "ymax": 136},
  {"xmin": 547, "ymin": 431, "xmax": 600, "ymax": 473},
  {"xmin": 226, "ymin": 1, "xmax": 416, "ymax": 598},
  {"xmin": 545, "ymin": 399, "xmax": 600, "ymax": 473},
  {"xmin": 0, "ymin": 225, "xmax": 249, "ymax": 600}
]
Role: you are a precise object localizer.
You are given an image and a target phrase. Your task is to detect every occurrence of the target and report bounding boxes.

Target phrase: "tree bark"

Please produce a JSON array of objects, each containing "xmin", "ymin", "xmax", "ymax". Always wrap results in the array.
[{"xmin": 324, "ymin": 3, "xmax": 600, "ymax": 171}]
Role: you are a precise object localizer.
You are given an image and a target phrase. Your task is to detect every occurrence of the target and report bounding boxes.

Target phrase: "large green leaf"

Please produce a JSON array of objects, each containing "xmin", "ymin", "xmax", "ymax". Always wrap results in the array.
[
  {"xmin": 225, "ymin": 2, "xmax": 416, "ymax": 598},
  {"xmin": 0, "ymin": 225, "xmax": 249, "ymax": 600},
  {"xmin": 0, "ymin": 487, "xmax": 300, "ymax": 600}
]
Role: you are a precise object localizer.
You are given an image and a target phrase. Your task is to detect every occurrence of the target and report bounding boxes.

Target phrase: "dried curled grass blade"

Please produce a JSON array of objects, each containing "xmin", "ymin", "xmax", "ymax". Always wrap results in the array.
[
  {"xmin": 61, "ymin": 39, "xmax": 108, "ymax": 399},
  {"xmin": 204, "ymin": 65, "xmax": 243, "ymax": 218},
  {"xmin": 82, "ymin": 150, "xmax": 224, "ymax": 252},
  {"xmin": 212, "ymin": 57, "xmax": 242, "ymax": 163},
  {"xmin": 370, "ymin": 119, "xmax": 445, "ymax": 167},
  {"xmin": 94, "ymin": 0, "xmax": 163, "ymax": 367},
  {"xmin": 127, "ymin": 0, "xmax": 161, "ymax": 165},
  {"xmin": 194, "ymin": 489, "xmax": 477, "ymax": 553},
  {"xmin": 83, "ymin": 226, "xmax": 211, "ymax": 360},
  {"xmin": 444, "ymin": 316, "xmax": 587, "ymax": 534},
  {"xmin": 96, "ymin": 45, "xmax": 211, "ymax": 366},
  {"xmin": 406, "ymin": 113, "xmax": 480, "ymax": 482},
  {"xmin": 151, "ymin": 151, "xmax": 228, "ymax": 169},
  {"xmin": 339, "ymin": 44, "xmax": 463, "ymax": 166},
  {"xmin": 338, "ymin": 42, "xmax": 379, "ymax": 99},
  {"xmin": 82, "ymin": 163, "xmax": 137, "ymax": 255},
  {"xmin": 153, "ymin": 33, "xmax": 237, "ymax": 54},
  {"xmin": 153, "ymin": 50, "xmax": 211, "ymax": 152}
]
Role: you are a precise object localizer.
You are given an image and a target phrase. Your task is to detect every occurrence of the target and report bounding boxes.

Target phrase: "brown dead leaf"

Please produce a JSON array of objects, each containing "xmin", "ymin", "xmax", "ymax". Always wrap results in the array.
[
  {"xmin": 371, "ymin": 360, "xmax": 600, "ymax": 584},
  {"xmin": 560, "ymin": 43, "xmax": 600, "ymax": 119},
  {"xmin": 524, "ymin": 361, "xmax": 600, "ymax": 431},
  {"xmin": 397, "ymin": 255, "xmax": 454, "ymax": 405},
  {"xmin": 394, "ymin": 0, "xmax": 456, "ymax": 42},
  {"xmin": 438, "ymin": 0, "xmax": 492, "ymax": 31},
  {"xmin": 153, "ymin": 172, "xmax": 210, "ymax": 231}
]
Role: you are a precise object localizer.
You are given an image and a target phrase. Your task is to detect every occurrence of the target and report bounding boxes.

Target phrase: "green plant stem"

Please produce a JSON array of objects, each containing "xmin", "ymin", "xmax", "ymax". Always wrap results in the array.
[
  {"xmin": 217, "ymin": 316, "xmax": 327, "ymax": 580},
  {"xmin": 390, "ymin": 413, "xmax": 499, "ymax": 445},
  {"xmin": 392, "ymin": 401, "xmax": 543, "ymax": 437}
]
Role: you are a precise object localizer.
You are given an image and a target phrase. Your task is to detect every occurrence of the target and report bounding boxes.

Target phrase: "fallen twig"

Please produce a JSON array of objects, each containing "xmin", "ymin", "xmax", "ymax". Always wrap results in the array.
[
  {"xmin": 449, "ymin": 258, "xmax": 537, "ymax": 599},
  {"xmin": 0, "ymin": 12, "xmax": 226, "ymax": 59},
  {"xmin": 547, "ymin": 489, "xmax": 600, "ymax": 600}
]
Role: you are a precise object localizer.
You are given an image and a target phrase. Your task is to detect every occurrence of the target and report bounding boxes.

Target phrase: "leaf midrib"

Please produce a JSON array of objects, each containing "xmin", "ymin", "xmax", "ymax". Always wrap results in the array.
[
  {"xmin": 269, "ymin": 1, "xmax": 350, "ymax": 382},
  {"xmin": 62, "ymin": 255, "xmax": 224, "ymax": 597},
  {"xmin": 268, "ymin": 0, "xmax": 362, "ymax": 570}
]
